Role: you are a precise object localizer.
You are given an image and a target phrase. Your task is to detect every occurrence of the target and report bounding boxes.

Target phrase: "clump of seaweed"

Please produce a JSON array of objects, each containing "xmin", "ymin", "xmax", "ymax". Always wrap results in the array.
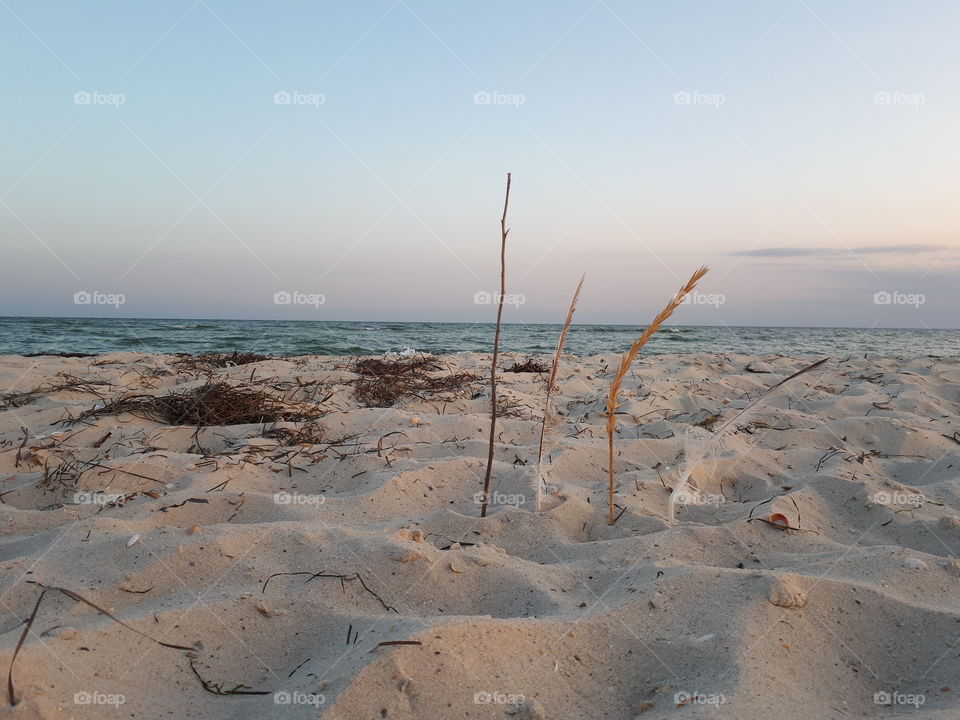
[
  {"xmin": 351, "ymin": 356, "xmax": 478, "ymax": 408},
  {"xmin": 263, "ymin": 420, "xmax": 326, "ymax": 446},
  {"xmin": 505, "ymin": 358, "xmax": 549, "ymax": 373},
  {"xmin": 173, "ymin": 351, "xmax": 274, "ymax": 372},
  {"xmin": 69, "ymin": 382, "xmax": 321, "ymax": 427},
  {"xmin": 0, "ymin": 373, "xmax": 112, "ymax": 410}
]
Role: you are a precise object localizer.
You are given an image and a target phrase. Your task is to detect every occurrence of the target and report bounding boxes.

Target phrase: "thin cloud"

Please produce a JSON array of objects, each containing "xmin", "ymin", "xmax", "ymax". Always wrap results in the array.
[{"xmin": 730, "ymin": 244, "xmax": 946, "ymax": 258}]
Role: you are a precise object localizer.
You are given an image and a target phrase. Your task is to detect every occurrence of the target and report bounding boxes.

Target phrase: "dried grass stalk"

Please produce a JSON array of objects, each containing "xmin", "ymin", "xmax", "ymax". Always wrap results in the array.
[
  {"xmin": 605, "ymin": 266, "xmax": 708, "ymax": 525},
  {"xmin": 534, "ymin": 274, "xmax": 585, "ymax": 509}
]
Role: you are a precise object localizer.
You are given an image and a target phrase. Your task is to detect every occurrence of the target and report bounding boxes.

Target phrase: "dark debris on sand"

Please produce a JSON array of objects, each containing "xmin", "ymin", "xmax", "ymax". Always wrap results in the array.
[
  {"xmin": 69, "ymin": 382, "xmax": 321, "ymax": 427},
  {"xmin": 351, "ymin": 355, "xmax": 479, "ymax": 408}
]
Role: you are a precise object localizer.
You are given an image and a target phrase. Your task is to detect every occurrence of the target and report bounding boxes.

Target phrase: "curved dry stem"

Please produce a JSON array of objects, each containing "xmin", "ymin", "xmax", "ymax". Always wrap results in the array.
[{"xmin": 606, "ymin": 266, "xmax": 709, "ymax": 525}]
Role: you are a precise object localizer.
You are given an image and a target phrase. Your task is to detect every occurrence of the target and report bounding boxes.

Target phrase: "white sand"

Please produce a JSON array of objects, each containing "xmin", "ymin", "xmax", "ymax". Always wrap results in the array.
[{"xmin": 1, "ymin": 351, "xmax": 959, "ymax": 719}]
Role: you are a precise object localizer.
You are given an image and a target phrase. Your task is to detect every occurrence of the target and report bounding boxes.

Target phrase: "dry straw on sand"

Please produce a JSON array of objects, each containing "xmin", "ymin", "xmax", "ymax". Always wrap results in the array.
[
  {"xmin": 535, "ymin": 274, "xmax": 585, "ymax": 509},
  {"xmin": 605, "ymin": 267, "xmax": 709, "ymax": 525},
  {"xmin": 668, "ymin": 355, "xmax": 828, "ymax": 520}
]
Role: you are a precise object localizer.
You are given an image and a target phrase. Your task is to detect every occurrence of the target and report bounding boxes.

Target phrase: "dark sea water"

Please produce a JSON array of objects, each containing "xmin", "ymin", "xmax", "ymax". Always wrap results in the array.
[{"xmin": 0, "ymin": 317, "xmax": 957, "ymax": 358}]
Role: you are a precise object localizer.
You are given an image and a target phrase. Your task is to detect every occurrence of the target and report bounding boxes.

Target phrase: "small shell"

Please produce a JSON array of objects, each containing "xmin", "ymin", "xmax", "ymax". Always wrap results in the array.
[
  {"xmin": 903, "ymin": 557, "xmax": 927, "ymax": 569},
  {"xmin": 768, "ymin": 513, "xmax": 790, "ymax": 528},
  {"xmin": 126, "ymin": 534, "xmax": 141, "ymax": 547}
]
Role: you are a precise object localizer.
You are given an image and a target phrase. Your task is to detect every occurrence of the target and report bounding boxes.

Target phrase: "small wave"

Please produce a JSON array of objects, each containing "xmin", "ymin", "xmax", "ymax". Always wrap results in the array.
[{"xmin": 385, "ymin": 347, "xmax": 422, "ymax": 358}]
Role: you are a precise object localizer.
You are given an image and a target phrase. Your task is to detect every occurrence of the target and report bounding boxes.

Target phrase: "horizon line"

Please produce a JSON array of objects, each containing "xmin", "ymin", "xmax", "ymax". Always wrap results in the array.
[{"xmin": 0, "ymin": 315, "xmax": 956, "ymax": 332}]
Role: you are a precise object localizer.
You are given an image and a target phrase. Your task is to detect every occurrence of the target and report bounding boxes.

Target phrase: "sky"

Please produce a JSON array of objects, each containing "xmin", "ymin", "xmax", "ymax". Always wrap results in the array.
[{"xmin": 1, "ymin": 0, "xmax": 959, "ymax": 328}]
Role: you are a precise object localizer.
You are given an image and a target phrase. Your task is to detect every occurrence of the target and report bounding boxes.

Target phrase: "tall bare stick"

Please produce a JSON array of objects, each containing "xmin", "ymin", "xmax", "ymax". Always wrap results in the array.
[
  {"xmin": 480, "ymin": 173, "xmax": 511, "ymax": 517},
  {"xmin": 605, "ymin": 266, "xmax": 708, "ymax": 525}
]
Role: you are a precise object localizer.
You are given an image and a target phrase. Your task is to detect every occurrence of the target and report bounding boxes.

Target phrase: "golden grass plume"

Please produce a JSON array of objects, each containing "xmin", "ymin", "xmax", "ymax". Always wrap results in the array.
[{"xmin": 605, "ymin": 266, "xmax": 709, "ymax": 525}]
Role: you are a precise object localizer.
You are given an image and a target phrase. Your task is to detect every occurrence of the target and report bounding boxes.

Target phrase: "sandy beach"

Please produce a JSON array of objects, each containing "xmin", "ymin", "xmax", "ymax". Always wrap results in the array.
[{"xmin": 1, "ymin": 350, "xmax": 959, "ymax": 719}]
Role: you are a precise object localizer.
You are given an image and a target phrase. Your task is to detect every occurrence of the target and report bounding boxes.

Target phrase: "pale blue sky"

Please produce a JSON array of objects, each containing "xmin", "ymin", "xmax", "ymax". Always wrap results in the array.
[{"xmin": 2, "ymin": 1, "xmax": 959, "ymax": 327}]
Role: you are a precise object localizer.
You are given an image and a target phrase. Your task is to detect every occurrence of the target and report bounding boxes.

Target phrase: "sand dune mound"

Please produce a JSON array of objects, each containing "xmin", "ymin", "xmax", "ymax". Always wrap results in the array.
[{"xmin": 0, "ymin": 352, "xmax": 958, "ymax": 718}]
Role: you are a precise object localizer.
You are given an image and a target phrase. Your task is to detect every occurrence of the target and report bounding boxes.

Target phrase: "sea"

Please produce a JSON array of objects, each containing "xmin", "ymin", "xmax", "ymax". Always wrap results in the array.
[{"xmin": 0, "ymin": 317, "xmax": 957, "ymax": 358}]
